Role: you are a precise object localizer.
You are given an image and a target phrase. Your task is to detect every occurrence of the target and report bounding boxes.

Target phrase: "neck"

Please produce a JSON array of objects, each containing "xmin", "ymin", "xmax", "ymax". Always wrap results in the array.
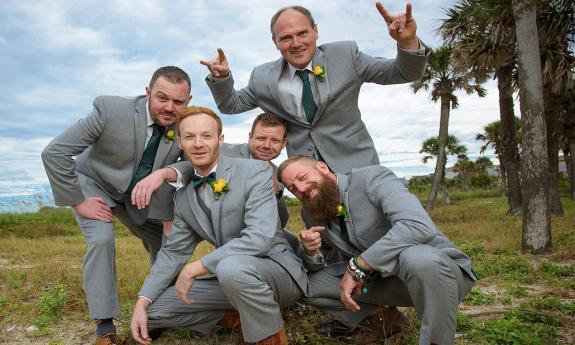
[{"xmin": 194, "ymin": 159, "xmax": 219, "ymax": 177}]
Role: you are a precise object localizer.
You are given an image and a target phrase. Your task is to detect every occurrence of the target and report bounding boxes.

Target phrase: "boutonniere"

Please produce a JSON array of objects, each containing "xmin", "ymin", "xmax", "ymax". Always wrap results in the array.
[
  {"xmin": 312, "ymin": 65, "xmax": 326, "ymax": 81},
  {"xmin": 162, "ymin": 128, "xmax": 175, "ymax": 143},
  {"xmin": 211, "ymin": 178, "xmax": 230, "ymax": 199},
  {"xmin": 336, "ymin": 203, "xmax": 348, "ymax": 221}
]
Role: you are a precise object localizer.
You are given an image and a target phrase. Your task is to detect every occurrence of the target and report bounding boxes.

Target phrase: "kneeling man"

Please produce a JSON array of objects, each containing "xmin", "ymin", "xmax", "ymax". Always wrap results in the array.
[
  {"xmin": 131, "ymin": 107, "xmax": 308, "ymax": 345},
  {"xmin": 278, "ymin": 156, "xmax": 477, "ymax": 345}
]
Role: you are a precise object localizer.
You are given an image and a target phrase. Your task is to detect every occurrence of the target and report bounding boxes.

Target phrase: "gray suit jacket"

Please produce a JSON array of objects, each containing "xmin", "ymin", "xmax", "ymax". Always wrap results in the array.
[
  {"xmin": 302, "ymin": 166, "xmax": 477, "ymax": 281},
  {"xmin": 139, "ymin": 155, "xmax": 308, "ymax": 301},
  {"xmin": 41, "ymin": 95, "xmax": 192, "ymax": 222},
  {"xmin": 220, "ymin": 143, "xmax": 289, "ymax": 227},
  {"xmin": 207, "ymin": 41, "xmax": 428, "ymax": 173}
]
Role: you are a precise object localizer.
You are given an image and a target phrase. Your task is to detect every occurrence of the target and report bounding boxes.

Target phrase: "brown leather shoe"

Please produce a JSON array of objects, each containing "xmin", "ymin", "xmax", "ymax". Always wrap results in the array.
[
  {"xmin": 95, "ymin": 332, "xmax": 127, "ymax": 345},
  {"xmin": 218, "ymin": 310, "xmax": 247, "ymax": 345},
  {"xmin": 255, "ymin": 325, "xmax": 288, "ymax": 345},
  {"xmin": 354, "ymin": 306, "xmax": 408, "ymax": 344}
]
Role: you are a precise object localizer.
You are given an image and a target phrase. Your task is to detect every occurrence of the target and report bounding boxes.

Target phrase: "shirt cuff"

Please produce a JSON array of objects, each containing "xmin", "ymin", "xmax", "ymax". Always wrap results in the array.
[
  {"xmin": 305, "ymin": 251, "xmax": 325, "ymax": 264},
  {"xmin": 138, "ymin": 295, "xmax": 153, "ymax": 304},
  {"xmin": 168, "ymin": 167, "xmax": 185, "ymax": 189},
  {"xmin": 399, "ymin": 39, "xmax": 425, "ymax": 55},
  {"xmin": 206, "ymin": 73, "xmax": 230, "ymax": 83}
]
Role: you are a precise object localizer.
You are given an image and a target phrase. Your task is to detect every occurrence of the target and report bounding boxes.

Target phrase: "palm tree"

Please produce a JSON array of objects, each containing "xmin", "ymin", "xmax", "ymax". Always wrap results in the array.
[
  {"xmin": 537, "ymin": 0, "xmax": 574, "ymax": 214},
  {"xmin": 440, "ymin": 0, "xmax": 523, "ymax": 215},
  {"xmin": 476, "ymin": 117, "xmax": 521, "ymax": 198},
  {"xmin": 453, "ymin": 157, "xmax": 475, "ymax": 190},
  {"xmin": 560, "ymin": 86, "xmax": 575, "ymax": 200},
  {"xmin": 475, "ymin": 156, "xmax": 494, "ymax": 174},
  {"xmin": 420, "ymin": 135, "xmax": 468, "ymax": 205},
  {"xmin": 441, "ymin": 0, "xmax": 574, "ymax": 215},
  {"xmin": 412, "ymin": 45, "xmax": 486, "ymax": 211},
  {"xmin": 513, "ymin": 0, "xmax": 551, "ymax": 254}
]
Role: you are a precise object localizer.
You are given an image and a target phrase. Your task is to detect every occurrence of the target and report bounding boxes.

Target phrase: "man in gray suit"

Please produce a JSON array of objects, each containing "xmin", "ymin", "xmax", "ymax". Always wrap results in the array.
[
  {"xmin": 220, "ymin": 112, "xmax": 300, "ymax": 250},
  {"xmin": 130, "ymin": 106, "xmax": 308, "ymax": 345},
  {"xmin": 41, "ymin": 66, "xmax": 193, "ymax": 345},
  {"xmin": 201, "ymin": 2, "xmax": 428, "ymax": 174},
  {"xmin": 278, "ymin": 156, "xmax": 477, "ymax": 345}
]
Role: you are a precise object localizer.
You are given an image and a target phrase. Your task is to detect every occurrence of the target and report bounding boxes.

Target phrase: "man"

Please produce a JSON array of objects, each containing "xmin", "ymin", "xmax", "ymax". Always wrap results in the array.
[
  {"xmin": 41, "ymin": 66, "xmax": 193, "ymax": 345},
  {"xmin": 130, "ymin": 106, "xmax": 308, "ymax": 345},
  {"xmin": 201, "ymin": 2, "xmax": 428, "ymax": 174},
  {"xmin": 278, "ymin": 156, "xmax": 477, "ymax": 345},
  {"xmin": 220, "ymin": 112, "xmax": 299, "ymax": 247}
]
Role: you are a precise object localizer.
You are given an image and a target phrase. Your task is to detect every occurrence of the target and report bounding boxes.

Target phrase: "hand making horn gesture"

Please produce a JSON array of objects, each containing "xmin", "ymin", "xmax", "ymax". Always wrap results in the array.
[
  {"xmin": 376, "ymin": 2, "xmax": 419, "ymax": 50},
  {"xmin": 200, "ymin": 48, "xmax": 230, "ymax": 78}
]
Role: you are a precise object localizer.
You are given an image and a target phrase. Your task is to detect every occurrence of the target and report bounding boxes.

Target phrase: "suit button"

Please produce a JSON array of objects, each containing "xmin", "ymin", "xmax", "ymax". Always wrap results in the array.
[{"xmin": 307, "ymin": 146, "xmax": 313, "ymax": 151}]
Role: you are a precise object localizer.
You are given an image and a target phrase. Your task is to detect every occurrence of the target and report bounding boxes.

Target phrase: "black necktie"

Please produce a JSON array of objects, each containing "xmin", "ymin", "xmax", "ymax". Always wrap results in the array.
[
  {"xmin": 127, "ymin": 124, "xmax": 164, "ymax": 193},
  {"xmin": 295, "ymin": 69, "xmax": 318, "ymax": 123},
  {"xmin": 192, "ymin": 172, "xmax": 216, "ymax": 189}
]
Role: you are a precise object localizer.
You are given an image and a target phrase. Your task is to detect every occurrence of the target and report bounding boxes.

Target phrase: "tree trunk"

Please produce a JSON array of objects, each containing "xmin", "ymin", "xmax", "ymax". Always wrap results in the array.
[
  {"xmin": 426, "ymin": 96, "xmax": 451, "ymax": 211},
  {"xmin": 513, "ymin": 0, "xmax": 551, "ymax": 254},
  {"xmin": 570, "ymin": 143, "xmax": 575, "ymax": 200},
  {"xmin": 496, "ymin": 65, "xmax": 523, "ymax": 215},
  {"xmin": 500, "ymin": 165, "xmax": 507, "ymax": 197},
  {"xmin": 543, "ymin": 86, "xmax": 564, "ymax": 214}
]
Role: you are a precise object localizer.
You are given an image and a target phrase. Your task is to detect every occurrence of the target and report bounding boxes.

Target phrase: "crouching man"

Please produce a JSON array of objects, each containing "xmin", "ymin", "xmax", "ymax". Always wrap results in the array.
[
  {"xmin": 278, "ymin": 156, "xmax": 477, "ymax": 345},
  {"xmin": 130, "ymin": 107, "xmax": 308, "ymax": 345}
]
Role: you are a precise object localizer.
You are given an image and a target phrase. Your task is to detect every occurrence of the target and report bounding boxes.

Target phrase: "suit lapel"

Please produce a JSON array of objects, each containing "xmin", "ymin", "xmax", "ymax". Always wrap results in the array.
[
  {"xmin": 212, "ymin": 156, "xmax": 232, "ymax": 246},
  {"xmin": 183, "ymin": 184, "xmax": 216, "ymax": 244},
  {"xmin": 269, "ymin": 58, "xmax": 308, "ymax": 126},
  {"xmin": 311, "ymin": 49, "xmax": 329, "ymax": 125},
  {"xmin": 153, "ymin": 124, "xmax": 175, "ymax": 170},
  {"xmin": 133, "ymin": 97, "xmax": 148, "ymax": 170}
]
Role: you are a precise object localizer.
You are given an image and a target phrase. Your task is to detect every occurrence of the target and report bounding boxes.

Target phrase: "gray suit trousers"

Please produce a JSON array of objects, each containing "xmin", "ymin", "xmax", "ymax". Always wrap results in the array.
[
  {"xmin": 302, "ymin": 245, "xmax": 475, "ymax": 345},
  {"xmin": 74, "ymin": 203, "xmax": 163, "ymax": 320},
  {"xmin": 146, "ymin": 255, "xmax": 302, "ymax": 342}
]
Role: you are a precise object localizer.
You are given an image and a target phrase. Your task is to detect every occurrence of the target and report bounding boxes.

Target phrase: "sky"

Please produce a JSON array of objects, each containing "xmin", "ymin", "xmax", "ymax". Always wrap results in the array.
[{"xmin": 0, "ymin": 0, "xmax": 505, "ymax": 207}]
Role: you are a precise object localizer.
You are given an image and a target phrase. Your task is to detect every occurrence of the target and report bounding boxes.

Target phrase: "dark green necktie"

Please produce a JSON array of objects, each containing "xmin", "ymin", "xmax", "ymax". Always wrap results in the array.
[
  {"xmin": 128, "ymin": 124, "xmax": 163, "ymax": 193},
  {"xmin": 295, "ymin": 69, "xmax": 317, "ymax": 123},
  {"xmin": 338, "ymin": 215, "xmax": 353, "ymax": 247},
  {"xmin": 192, "ymin": 172, "xmax": 216, "ymax": 189}
]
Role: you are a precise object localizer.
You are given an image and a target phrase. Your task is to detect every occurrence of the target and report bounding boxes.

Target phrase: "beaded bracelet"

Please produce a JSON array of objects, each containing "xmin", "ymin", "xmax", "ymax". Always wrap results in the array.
[{"xmin": 347, "ymin": 258, "xmax": 366, "ymax": 282}]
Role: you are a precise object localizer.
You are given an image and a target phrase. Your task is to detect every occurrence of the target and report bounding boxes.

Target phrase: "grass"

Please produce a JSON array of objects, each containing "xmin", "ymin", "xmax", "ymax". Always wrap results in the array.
[{"xmin": 0, "ymin": 195, "xmax": 574, "ymax": 344}]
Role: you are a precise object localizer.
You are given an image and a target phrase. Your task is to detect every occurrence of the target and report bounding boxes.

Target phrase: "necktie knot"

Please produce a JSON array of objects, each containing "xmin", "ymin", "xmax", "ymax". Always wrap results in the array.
[
  {"xmin": 192, "ymin": 172, "xmax": 216, "ymax": 189},
  {"xmin": 295, "ymin": 69, "xmax": 310, "ymax": 81}
]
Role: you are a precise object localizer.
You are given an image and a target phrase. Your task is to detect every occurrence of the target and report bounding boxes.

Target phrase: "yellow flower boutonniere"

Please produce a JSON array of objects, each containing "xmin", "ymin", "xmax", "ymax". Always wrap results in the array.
[
  {"xmin": 163, "ymin": 129, "xmax": 175, "ymax": 143},
  {"xmin": 336, "ymin": 203, "xmax": 348, "ymax": 221},
  {"xmin": 211, "ymin": 178, "xmax": 230, "ymax": 199},
  {"xmin": 313, "ymin": 65, "xmax": 326, "ymax": 81}
]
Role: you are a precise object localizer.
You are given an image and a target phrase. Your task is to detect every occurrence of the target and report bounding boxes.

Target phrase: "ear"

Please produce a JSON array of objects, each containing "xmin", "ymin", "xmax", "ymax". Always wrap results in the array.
[
  {"xmin": 187, "ymin": 95, "xmax": 192, "ymax": 105},
  {"xmin": 281, "ymin": 137, "xmax": 288, "ymax": 150},
  {"xmin": 145, "ymin": 86, "xmax": 151, "ymax": 98},
  {"xmin": 219, "ymin": 133, "xmax": 225, "ymax": 147},
  {"xmin": 316, "ymin": 161, "xmax": 330, "ymax": 175}
]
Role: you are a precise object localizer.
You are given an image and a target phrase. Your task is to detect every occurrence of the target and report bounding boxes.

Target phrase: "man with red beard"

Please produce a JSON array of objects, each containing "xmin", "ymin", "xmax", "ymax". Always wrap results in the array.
[
  {"xmin": 131, "ymin": 106, "xmax": 308, "ymax": 345},
  {"xmin": 278, "ymin": 156, "xmax": 477, "ymax": 345},
  {"xmin": 42, "ymin": 66, "xmax": 193, "ymax": 345}
]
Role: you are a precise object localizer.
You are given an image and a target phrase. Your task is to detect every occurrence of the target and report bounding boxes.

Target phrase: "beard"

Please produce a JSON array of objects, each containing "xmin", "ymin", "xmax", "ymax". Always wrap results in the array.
[{"xmin": 302, "ymin": 175, "xmax": 340, "ymax": 224}]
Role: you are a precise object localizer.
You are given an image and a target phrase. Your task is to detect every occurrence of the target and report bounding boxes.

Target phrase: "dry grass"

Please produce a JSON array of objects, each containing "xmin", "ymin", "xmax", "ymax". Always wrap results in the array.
[{"xmin": 0, "ymin": 196, "xmax": 573, "ymax": 344}]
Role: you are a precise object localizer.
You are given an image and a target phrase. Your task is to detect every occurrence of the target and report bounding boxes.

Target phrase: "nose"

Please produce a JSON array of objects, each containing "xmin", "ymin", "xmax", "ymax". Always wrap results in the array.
[
  {"xmin": 292, "ymin": 36, "xmax": 302, "ymax": 47},
  {"xmin": 165, "ymin": 101, "xmax": 175, "ymax": 113},
  {"xmin": 293, "ymin": 180, "xmax": 306, "ymax": 196},
  {"xmin": 192, "ymin": 137, "xmax": 203, "ymax": 147}
]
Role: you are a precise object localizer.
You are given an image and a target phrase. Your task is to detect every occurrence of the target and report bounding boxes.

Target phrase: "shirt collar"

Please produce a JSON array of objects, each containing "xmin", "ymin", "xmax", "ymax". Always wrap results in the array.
[
  {"xmin": 195, "ymin": 163, "xmax": 218, "ymax": 177},
  {"xmin": 287, "ymin": 61, "xmax": 313, "ymax": 79}
]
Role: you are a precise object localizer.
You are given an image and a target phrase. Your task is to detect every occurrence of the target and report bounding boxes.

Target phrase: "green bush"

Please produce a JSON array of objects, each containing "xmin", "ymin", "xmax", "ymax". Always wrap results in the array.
[{"xmin": 470, "ymin": 173, "xmax": 496, "ymax": 189}]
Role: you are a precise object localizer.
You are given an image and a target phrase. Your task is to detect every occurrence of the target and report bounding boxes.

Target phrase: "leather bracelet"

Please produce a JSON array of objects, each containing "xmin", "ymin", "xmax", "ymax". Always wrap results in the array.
[{"xmin": 353, "ymin": 256, "xmax": 370, "ymax": 273}]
